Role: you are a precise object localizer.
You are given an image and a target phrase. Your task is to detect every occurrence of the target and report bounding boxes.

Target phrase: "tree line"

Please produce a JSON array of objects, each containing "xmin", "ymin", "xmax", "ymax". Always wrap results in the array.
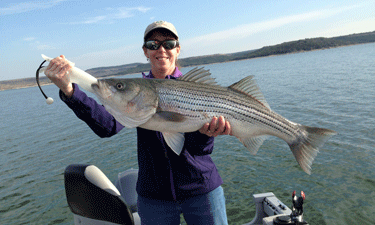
[{"xmin": 1, "ymin": 31, "xmax": 374, "ymax": 90}]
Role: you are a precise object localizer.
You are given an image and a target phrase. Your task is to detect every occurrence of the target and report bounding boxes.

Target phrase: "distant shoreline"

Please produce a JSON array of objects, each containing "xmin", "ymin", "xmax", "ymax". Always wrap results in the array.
[
  {"xmin": 0, "ymin": 82, "xmax": 52, "ymax": 91},
  {"xmin": 0, "ymin": 44, "xmax": 364, "ymax": 91},
  {"xmin": 1, "ymin": 31, "xmax": 374, "ymax": 91}
]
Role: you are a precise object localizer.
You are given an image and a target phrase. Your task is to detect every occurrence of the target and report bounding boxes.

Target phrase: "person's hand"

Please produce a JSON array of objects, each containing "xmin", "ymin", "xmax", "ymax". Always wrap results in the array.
[
  {"xmin": 44, "ymin": 55, "xmax": 74, "ymax": 97},
  {"xmin": 199, "ymin": 116, "xmax": 232, "ymax": 137}
]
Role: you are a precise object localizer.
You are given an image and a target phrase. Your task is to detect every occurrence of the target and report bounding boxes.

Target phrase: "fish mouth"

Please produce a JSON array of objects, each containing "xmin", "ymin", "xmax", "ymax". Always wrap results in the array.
[
  {"xmin": 91, "ymin": 83, "xmax": 99, "ymax": 91},
  {"xmin": 91, "ymin": 81, "xmax": 113, "ymax": 99}
]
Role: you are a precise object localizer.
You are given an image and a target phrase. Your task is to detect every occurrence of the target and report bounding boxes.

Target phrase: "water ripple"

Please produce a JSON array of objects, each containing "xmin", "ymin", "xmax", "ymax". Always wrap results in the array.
[{"xmin": 1, "ymin": 43, "xmax": 375, "ymax": 225}]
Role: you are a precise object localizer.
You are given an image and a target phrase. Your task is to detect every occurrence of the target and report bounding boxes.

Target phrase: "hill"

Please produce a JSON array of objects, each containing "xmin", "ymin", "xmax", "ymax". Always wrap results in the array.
[
  {"xmin": 1, "ymin": 31, "xmax": 374, "ymax": 91},
  {"xmin": 233, "ymin": 31, "xmax": 375, "ymax": 60},
  {"xmin": 102, "ymin": 31, "xmax": 375, "ymax": 75}
]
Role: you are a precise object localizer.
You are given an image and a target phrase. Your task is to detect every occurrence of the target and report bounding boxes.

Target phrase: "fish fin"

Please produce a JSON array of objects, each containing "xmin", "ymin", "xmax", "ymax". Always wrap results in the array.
[
  {"xmin": 289, "ymin": 126, "xmax": 337, "ymax": 175},
  {"xmin": 239, "ymin": 135, "xmax": 267, "ymax": 155},
  {"xmin": 104, "ymin": 104, "xmax": 155, "ymax": 128},
  {"xmin": 41, "ymin": 54, "xmax": 53, "ymax": 61},
  {"xmin": 179, "ymin": 67, "xmax": 217, "ymax": 85},
  {"xmin": 155, "ymin": 111, "xmax": 186, "ymax": 122},
  {"xmin": 229, "ymin": 76, "xmax": 270, "ymax": 109},
  {"xmin": 113, "ymin": 113, "xmax": 150, "ymax": 128},
  {"xmin": 162, "ymin": 132, "xmax": 185, "ymax": 155}
]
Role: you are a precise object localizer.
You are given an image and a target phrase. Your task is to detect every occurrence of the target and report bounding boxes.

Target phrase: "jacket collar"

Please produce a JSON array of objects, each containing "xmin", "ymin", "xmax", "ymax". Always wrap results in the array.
[{"xmin": 142, "ymin": 67, "xmax": 182, "ymax": 79}]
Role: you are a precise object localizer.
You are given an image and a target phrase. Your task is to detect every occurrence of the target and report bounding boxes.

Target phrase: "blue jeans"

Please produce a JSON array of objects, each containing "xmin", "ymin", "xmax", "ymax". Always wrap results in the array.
[{"xmin": 137, "ymin": 186, "xmax": 228, "ymax": 225}]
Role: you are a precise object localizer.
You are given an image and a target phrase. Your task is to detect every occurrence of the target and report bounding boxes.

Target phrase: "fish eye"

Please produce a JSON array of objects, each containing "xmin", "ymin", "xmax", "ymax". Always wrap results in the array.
[{"xmin": 116, "ymin": 82, "xmax": 125, "ymax": 90}]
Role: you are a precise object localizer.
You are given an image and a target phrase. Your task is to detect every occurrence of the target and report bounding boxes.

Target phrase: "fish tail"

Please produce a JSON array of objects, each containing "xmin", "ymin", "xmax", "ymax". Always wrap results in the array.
[{"xmin": 289, "ymin": 125, "xmax": 337, "ymax": 175}]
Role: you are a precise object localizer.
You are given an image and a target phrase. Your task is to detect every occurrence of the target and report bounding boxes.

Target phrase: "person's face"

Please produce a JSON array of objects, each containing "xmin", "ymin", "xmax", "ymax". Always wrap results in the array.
[{"xmin": 143, "ymin": 30, "xmax": 180, "ymax": 77}]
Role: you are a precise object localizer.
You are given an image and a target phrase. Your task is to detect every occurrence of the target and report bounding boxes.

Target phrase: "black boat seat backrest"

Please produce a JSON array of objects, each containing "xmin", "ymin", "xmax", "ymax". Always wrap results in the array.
[{"xmin": 64, "ymin": 164, "xmax": 134, "ymax": 225}]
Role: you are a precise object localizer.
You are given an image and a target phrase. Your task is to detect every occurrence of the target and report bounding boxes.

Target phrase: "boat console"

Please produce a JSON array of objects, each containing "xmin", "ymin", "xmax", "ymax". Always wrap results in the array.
[{"xmin": 64, "ymin": 164, "xmax": 308, "ymax": 225}]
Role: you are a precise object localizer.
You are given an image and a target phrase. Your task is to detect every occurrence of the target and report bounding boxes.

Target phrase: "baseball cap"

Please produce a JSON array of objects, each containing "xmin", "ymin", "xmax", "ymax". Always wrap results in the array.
[{"xmin": 144, "ymin": 21, "xmax": 179, "ymax": 41}]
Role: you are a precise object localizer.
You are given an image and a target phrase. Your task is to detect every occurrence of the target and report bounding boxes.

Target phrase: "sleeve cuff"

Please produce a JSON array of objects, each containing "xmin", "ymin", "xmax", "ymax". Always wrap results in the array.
[{"xmin": 59, "ymin": 83, "xmax": 77, "ymax": 102}]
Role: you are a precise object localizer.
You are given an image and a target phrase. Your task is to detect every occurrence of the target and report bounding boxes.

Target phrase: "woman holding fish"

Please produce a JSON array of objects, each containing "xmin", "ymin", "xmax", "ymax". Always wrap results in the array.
[{"xmin": 45, "ymin": 21, "xmax": 230, "ymax": 225}]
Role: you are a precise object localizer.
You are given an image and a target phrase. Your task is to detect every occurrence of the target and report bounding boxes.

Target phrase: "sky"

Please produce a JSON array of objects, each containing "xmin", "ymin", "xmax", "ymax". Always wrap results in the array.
[{"xmin": 1, "ymin": 0, "xmax": 374, "ymax": 81}]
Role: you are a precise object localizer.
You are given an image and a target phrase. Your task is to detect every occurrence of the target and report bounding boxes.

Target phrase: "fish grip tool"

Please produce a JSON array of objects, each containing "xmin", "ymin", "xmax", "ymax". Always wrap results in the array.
[{"xmin": 36, "ymin": 60, "xmax": 54, "ymax": 104}]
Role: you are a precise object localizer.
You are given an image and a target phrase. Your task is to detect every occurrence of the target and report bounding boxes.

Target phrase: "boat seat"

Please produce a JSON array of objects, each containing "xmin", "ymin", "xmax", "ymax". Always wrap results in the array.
[
  {"xmin": 64, "ymin": 164, "xmax": 135, "ymax": 225},
  {"xmin": 115, "ymin": 168, "xmax": 138, "ymax": 213}
]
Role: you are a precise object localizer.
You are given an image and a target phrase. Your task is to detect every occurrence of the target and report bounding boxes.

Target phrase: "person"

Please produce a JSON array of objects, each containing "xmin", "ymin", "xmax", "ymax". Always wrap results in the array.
[{"xmin": 45, "ymin": 20, "xmax": 231, "ymax": 225}]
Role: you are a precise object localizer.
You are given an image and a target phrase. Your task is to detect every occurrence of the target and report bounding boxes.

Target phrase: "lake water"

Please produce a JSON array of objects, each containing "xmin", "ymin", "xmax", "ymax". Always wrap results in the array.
[{"xmin": 1, "ymin": 43, "xmax": 374, "ymax": 225}]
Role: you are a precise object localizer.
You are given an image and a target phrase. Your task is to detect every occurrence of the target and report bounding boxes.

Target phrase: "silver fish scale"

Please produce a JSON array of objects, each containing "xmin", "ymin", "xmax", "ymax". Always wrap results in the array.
[
  {"xmin": 156, "ymin": 81, "xmax": 299, "ymax": 141},
  {"xmin": 86, "ymin": 67, "xmax": 336, "ymax": 174}
]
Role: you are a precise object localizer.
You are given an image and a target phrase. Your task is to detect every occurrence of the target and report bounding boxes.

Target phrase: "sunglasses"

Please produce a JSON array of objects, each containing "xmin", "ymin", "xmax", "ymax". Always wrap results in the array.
[{"xmin": 144, "ymin": 40, "xmax": 179, "ymax": 50}]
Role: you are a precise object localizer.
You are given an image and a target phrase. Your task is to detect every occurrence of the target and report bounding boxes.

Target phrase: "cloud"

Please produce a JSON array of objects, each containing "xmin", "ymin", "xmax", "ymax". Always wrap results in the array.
[
  {"xmin": 80, "ymin": 16, "xmax": 107, "ymax": 24},
  {"xmin": 23, "ymin": 37, "xmax": 36, "ymax": 41},
  {"xmin": 0, "ymin": 0, "xmax": 65, "ymax": 15},
  {"xmin": 36, "ymin": 44, "xmax": 56, "ymax": 50},
  {"xmin": 183, "ymin": 5, "xmax": 360, "ymax": 50},
  {"xmin": 23, "ymin": 37, "xmax": 56, "ymax": 50},
  {"xmin": 316, "ymin": 17, "xmax": 375, "ymax": 38},
  {"xmin": 68, "ymin": 7, "xmax": 151, "ymax": 25},
  {"xmin": 69, "ymin": 45, "xmax": 144, "ymax": 69}
]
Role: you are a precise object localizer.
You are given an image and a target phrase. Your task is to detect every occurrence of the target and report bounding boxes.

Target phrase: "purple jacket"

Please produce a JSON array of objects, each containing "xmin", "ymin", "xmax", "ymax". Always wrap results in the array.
[{"xmin": 60, "ymin": 68, "xmax": 223, "ymax": 201}]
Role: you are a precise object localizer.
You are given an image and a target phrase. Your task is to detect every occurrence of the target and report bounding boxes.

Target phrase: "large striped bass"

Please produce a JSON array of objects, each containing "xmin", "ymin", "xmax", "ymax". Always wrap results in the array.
[{"xmin": 91, "ymin": 67, "xmax": 337, "ymax": 174}]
